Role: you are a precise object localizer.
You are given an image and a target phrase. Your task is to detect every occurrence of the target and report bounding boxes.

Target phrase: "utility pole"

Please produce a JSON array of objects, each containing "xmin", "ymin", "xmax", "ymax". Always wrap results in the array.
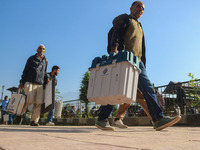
[
  {"xmin": 1, "ymin": 85, "xmax": 5, "ymax": 102},
  {"xmin": 80, "ymin": 99, "xmax": 82, "ymax": 118}
]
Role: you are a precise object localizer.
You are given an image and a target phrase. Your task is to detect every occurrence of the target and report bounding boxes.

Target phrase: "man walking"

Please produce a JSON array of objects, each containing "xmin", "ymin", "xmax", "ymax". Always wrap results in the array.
[
  {"xmin": 45, "ymin": 65, "xmax": 60, "ymax": 126},
  {"xmin": 95, "ymin": 1, "xmax": 181, "ymax": 131},
  {"xmin": 19, "ymin": 44, "xmax": 47, "ymax": 126}
]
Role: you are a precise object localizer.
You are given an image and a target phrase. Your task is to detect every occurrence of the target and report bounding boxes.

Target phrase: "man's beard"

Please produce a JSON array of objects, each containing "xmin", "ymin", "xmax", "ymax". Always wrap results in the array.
[{"xmin": 38, "ymin": 52, "xmax": 44, "ymax": 56}]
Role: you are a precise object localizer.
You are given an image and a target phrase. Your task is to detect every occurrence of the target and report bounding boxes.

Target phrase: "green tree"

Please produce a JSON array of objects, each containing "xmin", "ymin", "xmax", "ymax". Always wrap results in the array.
[
  {"xmin": 79, "ymin": 71, "xmax": 90, "ymax": 118},
  {"xmin": 188, "ymin": 73, "xmax": 200, "ymax": 108},
  {"xmin": 56, "ymin": 89, "xmax": 63, "ymax": 101}
]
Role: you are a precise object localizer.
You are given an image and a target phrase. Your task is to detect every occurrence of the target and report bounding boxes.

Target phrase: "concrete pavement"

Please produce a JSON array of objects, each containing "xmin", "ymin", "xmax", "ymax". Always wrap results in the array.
[{"xmin": 0, "ymin": 125, "xmax": 200, "ymax": 150}]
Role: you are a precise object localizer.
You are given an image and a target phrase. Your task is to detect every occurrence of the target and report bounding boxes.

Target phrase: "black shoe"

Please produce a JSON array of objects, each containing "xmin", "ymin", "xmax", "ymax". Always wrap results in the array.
[{"xmin": 30, "ymin": 121, "xmax": 39, "ymax": 126}]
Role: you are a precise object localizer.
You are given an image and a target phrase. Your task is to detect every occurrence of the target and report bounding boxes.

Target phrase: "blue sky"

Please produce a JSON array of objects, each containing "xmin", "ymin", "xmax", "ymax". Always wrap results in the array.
[{"xmin": 1, "ymin": 0, "xmax": 200, "ymax": 101}]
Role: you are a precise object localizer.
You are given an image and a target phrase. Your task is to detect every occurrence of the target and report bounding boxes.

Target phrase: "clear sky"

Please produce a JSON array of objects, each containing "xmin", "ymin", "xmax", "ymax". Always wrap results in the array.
[{"xmin": 1, "ymin": 0, "xmax": 200, "ymax": 101}]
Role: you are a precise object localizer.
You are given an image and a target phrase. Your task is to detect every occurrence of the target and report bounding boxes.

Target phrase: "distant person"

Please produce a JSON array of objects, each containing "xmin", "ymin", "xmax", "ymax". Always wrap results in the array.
[
  {"xmin": 0, "ymin": 96, "xmax": 9, "ymax": 124},
  {"xmin": 45, "ymin": 65, "xmax": 60, "ymax": 126},
  {"xmin": 95, "ymin": 1, "xmax": 181, "ymax": 131},
  {"xmin": 155, "ymin": 88, "xmax": 165, "ymax": 110},
  {"xmin": 19, "ymin": 44, "xmax": 47, "ymax": 126},
  {"xmin": 69, "ymin": 106, "xmax": 76, "ymax": 118},
  {"xmin": 90, "ymin": 106, "xmax": 99, "ymax": 117},
  {"xmin": 177, "ymin": 83, "xmax": 186, "ymax": 115},
  {"xmin": 194, "ymin": 107, "xmax": 198, "ymax": 114}
]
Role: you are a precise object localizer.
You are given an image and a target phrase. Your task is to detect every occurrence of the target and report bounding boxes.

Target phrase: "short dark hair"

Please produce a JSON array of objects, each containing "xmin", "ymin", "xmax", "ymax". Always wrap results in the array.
[
  {"xmin": 52, "ymin": 65, "xmax": 60, "ymax": 72},
  {"xmin": 132, "ymin": 1, "xmax": 144, "ymax": 6},
  {"xmin": 4, "ymin": 96, "xmax": 8, "ymax": 99}
]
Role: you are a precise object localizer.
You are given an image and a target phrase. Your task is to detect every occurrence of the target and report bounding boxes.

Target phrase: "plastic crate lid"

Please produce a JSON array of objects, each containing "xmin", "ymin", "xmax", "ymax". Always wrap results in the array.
[{"xmin": 89, "ymin": 50, "xmax": 140, "ymax": 70}]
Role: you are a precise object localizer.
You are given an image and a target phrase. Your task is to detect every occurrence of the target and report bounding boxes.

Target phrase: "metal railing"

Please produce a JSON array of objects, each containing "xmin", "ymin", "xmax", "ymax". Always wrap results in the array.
[
  {"xmin": 155, "ymin": 79, "xmax": 200, "ymax": 116},
  {"xmin": 61, "ymin": 79, "xmax": 200, "ymax": 118}
]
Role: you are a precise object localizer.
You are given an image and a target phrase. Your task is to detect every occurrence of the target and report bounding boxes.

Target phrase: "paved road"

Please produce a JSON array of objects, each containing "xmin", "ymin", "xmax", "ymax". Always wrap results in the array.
[{"xmin": 0, "ymin": 125, "xmax": 200, "ymax": 150}]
